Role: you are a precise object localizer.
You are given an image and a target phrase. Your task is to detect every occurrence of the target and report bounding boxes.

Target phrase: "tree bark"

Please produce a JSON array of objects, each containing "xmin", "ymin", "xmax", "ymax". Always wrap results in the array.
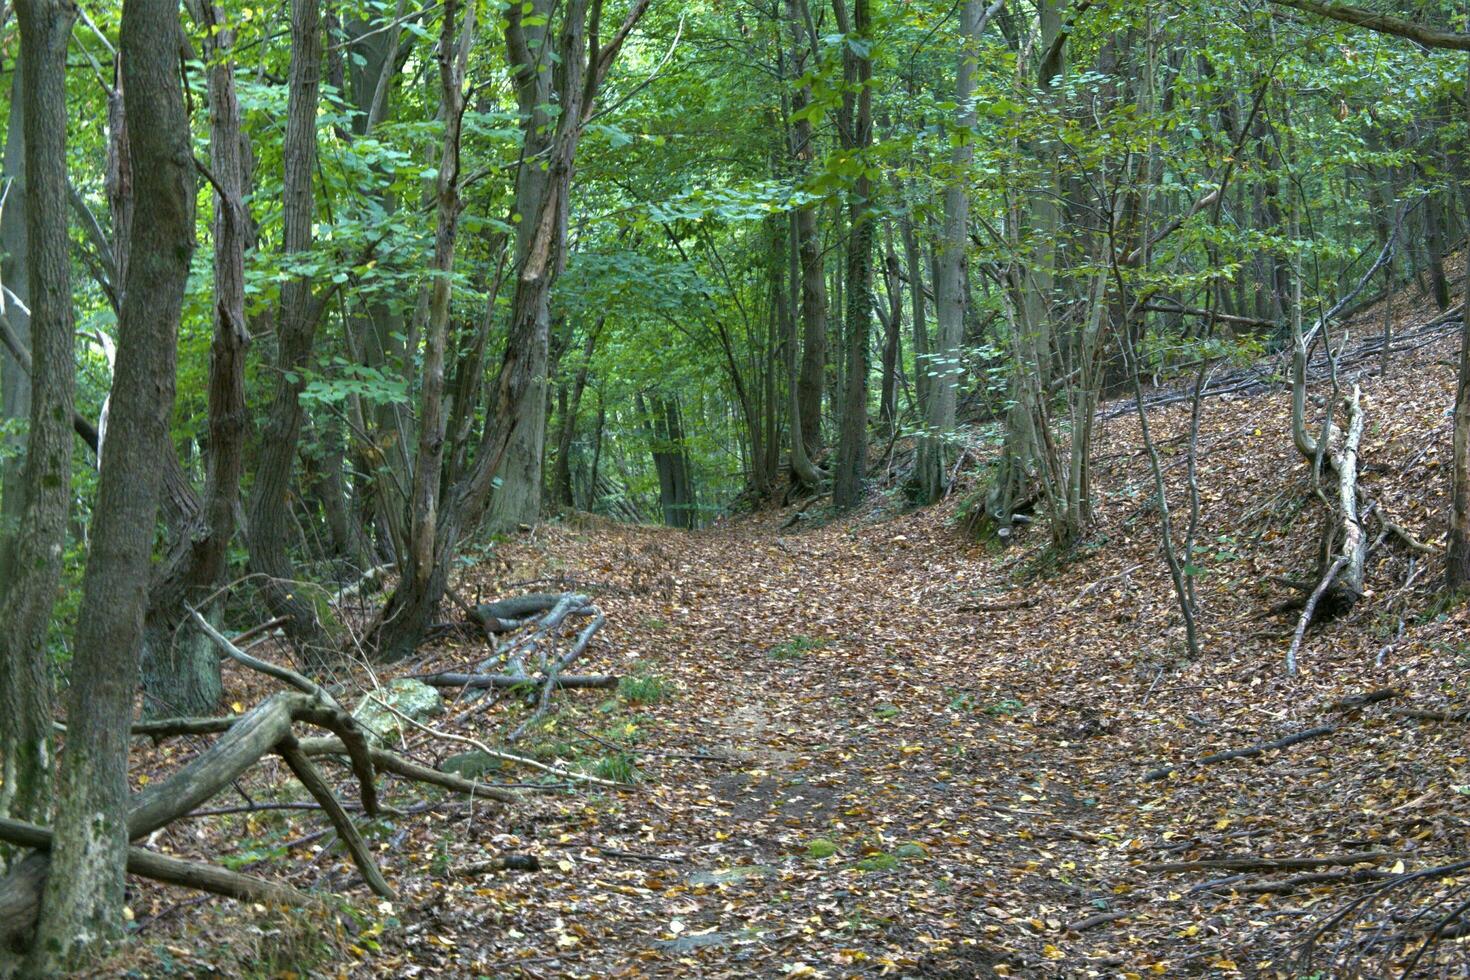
[
  {"xmin": 917, "ymin": 0, "xmax": 989, "ymax": 503},
  {"xmin": 832, "ymin": 0, "xmax": 873, "ymax": 511},
  {"xmin": 0, "ymin": 0, "xmax": 75, "ymax": 842},
  {"xmin": 551, "ymin": 317, "xmax": 604, "ymax": 508},
  {"xmin": 140, "ymin": 0, "xmax": 253, "ymax": 719},
  {"xmin": 0, "ymin": 68, "xmax": 30, "ymax": 592},
  {"xmin": 246, "ymin": 0, "xmax": 333, "ymax": 663},
  {"xmin": 782, "ymin": 0, "xmax": 829, "ymax": 460},
  {"xmin": 402, "ymin": 0, "xmax": 470, "ymax": 628},
  {"xmin": 483, "ymin": 0, "xmax": 558, "ymax": 533},
  {"xmin": 28, "ymin": 0, "xmax": 196, "ymax": 967},
  {"xmin": 1449, "ymin": 57, "xmax": 1470, "ymax": 591}
]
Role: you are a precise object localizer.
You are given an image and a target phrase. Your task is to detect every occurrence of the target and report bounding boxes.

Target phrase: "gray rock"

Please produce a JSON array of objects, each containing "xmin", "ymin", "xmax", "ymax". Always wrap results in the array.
[
  {"xmin": 686, "ymin": 864, "xmax": 775, "ymax": 886},
  {"xmin": 352, "ymin": 678, "xmax": 444, "ymax": 746}
]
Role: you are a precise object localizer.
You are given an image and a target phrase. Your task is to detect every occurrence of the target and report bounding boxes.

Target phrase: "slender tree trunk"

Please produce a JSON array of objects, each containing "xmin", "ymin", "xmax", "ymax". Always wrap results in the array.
[
  {"xmin": 551, "ymin": 316, "xmax": 603, "ymax": 508},
  {"xmin": 0, "ymin": 68, "xmax": 31, "ymax": 590},
  {"xmin": 0, "ymin": 0, "xmax": 74, "ymax": 840},
  {"xmin": 787, "ymin": 0, "xmax": 828, "ymax": 459},
  {"xmin": 372, "ymin": 0, "xmax": 652, "ymax": 660},
  {"xmin": 832, "ymin": 0, "xmax": 873, "ymax": 510},
  {"xmin": 246, "ymin": 0, "xmax": 332, "ymax": 662},
  {"xmin": 877, "ymin": 241, "xmax": 903, "ymax": 430},
  {"xmin": 899, "ymin": 209, "xmax": 929, "ymax": 418},
  {"xmin": 402, "ymin": 0, "xmax": 469, "ymax": 627},
  {"xmin": 1424, "ymin": 183, "xmax": 1452, "ymax": 312},
  {"xmin": 1448, "ymin": 59, "xmax": 1470, "ymax": 591},
  {"xmin": 28, "ymin": 0, "xmax": 195, "ymax": 965},
  {"xmin": 917, "ymin": 0, "xmax": 986, "ymax": 503}
]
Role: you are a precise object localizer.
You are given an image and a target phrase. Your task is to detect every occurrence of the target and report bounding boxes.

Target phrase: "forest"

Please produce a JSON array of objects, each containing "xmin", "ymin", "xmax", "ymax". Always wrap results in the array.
[{"xmin": 1, "ymin": 0, "xmax": 1470, "ymax": 975}]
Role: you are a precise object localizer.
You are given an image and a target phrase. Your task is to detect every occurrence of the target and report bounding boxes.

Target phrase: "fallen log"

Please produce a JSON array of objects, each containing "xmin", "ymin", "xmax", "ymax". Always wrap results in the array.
[
  {"xmin": 416, "ymin": 672, "xmax": 618, "ymax": 691},
  {"xmin": 473, "ymin": 593, "xmax": 564, "ymax": 632},
  {"xmin": 1143, "ymin": 725, "xmax": 1337, "ymax": 781}
]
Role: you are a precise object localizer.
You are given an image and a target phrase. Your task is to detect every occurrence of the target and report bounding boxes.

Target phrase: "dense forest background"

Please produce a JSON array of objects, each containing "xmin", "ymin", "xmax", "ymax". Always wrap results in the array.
[{"xmin": 3, "ymin": 0, "xmax": 1470, "ymax": 974}]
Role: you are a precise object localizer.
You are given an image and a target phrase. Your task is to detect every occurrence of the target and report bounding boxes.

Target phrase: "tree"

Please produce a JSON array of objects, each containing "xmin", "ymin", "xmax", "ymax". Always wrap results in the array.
[
  {"xmin": 0, "ymin": 0, "xmax": 76, "ymax": 837},
  {"xmin": 138, "ymin": 0, "xmax": 252, "ymax": 718},
  {"xmin": 245, "ymin": 0, "xmax": 333, "ymax": 661},
  {"xmin": 831, "ymin": 0, "xmax": 874, "ymax": 510},
  {"xmin": 915, "ymin": 0, "xmax": 999, "ymax": 503},
  {"xmin": 372, "ymin": 0, "xmax": 652, "ymax": 661},
  {"xmin": 28, "ymin": 0, "xmax": 195, "ymax": 966}
]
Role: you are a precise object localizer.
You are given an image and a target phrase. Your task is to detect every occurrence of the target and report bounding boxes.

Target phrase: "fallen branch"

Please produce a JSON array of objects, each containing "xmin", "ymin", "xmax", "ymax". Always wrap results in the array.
[
  {"xmin": 1143, "ymin": 725, "xmax": 1338, "ymax": 781},
  {"xmin": 277, "ymin": 738, "xmax": 394, "ymax": 898},
  {"xmin": 510, "ymin": 610, "xmax": 606, "ymax": 741},
  {"xmin": 1143, "ymin": 851, "xmax": 1404, "ymax": 873},
  {"xmin": 416, "ymin": 672, "xmax": 619, "ymax": 691},
  {"xmin": 1065, "ymin": 911, "xmax": 1130, "ymax": 932},
  {"xmin": 362, "ymin": 695, "xmax": 622, "ymax": 787},
  {"xmin": 0, "ymin": 816, "xmax": 312, "ymax": 910},
  {"xmin": 1385, "ymin": 705, "xmax": 1470, "ymax": 723},
  {"xmin": 457, "ymin": 855, "xmax": 541, "ymax": 875},
  {"xmin": 1325, "ymin": 688, "xmax": 1400, "ymax": 713},
  {"xmin": 294, "ymin": 735, "xmax": 521, "ymax": 803},
  {"xmin": 1286, "ymin": 556, "xmax": 1350, "ymax": 676}
]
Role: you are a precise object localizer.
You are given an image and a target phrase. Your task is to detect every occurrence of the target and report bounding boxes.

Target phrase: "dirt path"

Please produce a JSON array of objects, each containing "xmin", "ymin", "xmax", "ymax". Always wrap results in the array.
[
  {"xmin": 376, "ymin": 510, "xmax": 1144, "ymax": 978},
  {"xmin": 380, "ymin": 482, "xmax": 1470, "ymax": 980}
]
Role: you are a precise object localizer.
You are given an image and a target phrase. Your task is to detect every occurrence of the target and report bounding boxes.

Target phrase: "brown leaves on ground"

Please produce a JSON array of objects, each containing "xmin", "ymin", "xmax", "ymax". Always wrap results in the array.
[{"xmin": 111, "ymin": 298, "xmax": 1469, "ymax": 978}]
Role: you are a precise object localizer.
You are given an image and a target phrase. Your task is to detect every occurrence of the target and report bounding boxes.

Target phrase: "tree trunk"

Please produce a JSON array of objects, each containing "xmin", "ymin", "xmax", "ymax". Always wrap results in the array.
[
  {"xmin": 28, "ymin": 0, "xmax": 195, "ymax": 965},
  {"xmin": 0, "ymin": 68, "xmax": 30, "ymax": 590},
  {"xmin": 551, "ymin": 316, "xmax": 603, "ymax": 508},
  {"xmin": 643, "ymin": 393, "xmax": 697, "ymax": 529},
  {"xmin": 402, "ymin": 0, "xmax": 469, "ymax": 627},
  {"xmin": 1424, "ymin": 184, "xmax": 1452, "ymax": 312},
  {"xmin": 917, "ymin": 0, "xmax": 985, "ymax": 503},
  {"xmin": 877, "ymin": 241, "xmax": 903, "ymax": 431},
  {"xmin": 140, "ymin": 0, "xmax": 252, "ymax": 719},
  {"xmin": 371, "ymin": 0, "xmax": 652, "ymax": 660},
  {"xmin": 246, "ymin": 0, "xmax": 333, "ymax": 663},
  {"xmin": 484, "ymin": 0, "xmax": 558, "ymax": 533},
  {"xmin": 832, "ymin": 0, "xmax": 873, "ymax": 511},
  {"xmin": 1448, "ymin": 59, "xmax": 1470, "ymax": 591},
  {"xmin": 0, "ymin": 0, "xmax": 74, "ymax": 839},
  {"xmin": 787, "ymin": 0, "xmax": 826, "ymax": 458},
  {"xmin": 899, "ymin": 209, "xmax": 929, "ymax": 419}
]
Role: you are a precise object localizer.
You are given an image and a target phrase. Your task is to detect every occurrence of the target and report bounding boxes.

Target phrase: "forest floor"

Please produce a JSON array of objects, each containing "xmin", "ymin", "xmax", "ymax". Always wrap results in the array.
[{"xmin": 107, "ymin": 294, "xmax": 1470, "ymax": 979}]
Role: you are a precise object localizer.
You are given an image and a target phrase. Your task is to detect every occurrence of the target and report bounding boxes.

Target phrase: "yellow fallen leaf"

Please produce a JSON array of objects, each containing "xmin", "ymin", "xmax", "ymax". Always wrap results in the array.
[{"xmin": 1391, "ymin": 859, "xmax": 1406, "ymax": 873}]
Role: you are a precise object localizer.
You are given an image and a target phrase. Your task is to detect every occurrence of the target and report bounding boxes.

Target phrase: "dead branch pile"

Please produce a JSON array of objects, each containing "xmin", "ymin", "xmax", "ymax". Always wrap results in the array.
[
  {"xmin": 422, "ymin": 592, "xmax": 611, "ymax": 740},
  {"xmin": 0, "ymin": 614, "xmax": 535, "ymax": 957}
]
